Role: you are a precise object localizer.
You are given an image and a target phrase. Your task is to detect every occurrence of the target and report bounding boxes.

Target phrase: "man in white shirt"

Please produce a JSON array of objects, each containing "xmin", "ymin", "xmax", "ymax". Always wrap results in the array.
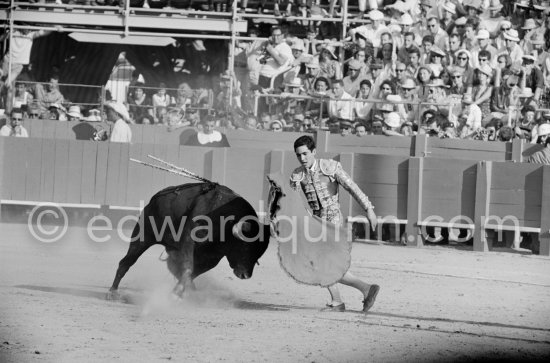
[
  {"xmin": 105, "ymin": 101, "xmax": 132, "ymax": 143},
  {"xmin": 328, "ymin": 80, "xmax": 353, "ymax": 121},
  {"xmin": 0, "ymin": 108, "xmax": 28, "ymax": 137},
  {"xmin": 258, "ymin": 26, "xmax": 294, "ymax": 90}
]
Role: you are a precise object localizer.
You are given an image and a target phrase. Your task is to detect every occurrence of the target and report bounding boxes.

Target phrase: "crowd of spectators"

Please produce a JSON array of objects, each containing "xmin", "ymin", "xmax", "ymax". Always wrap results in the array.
[
  {"xmin": 227, "ymin": 0, "xmax": 550, "ymax": 146},
  {"xmin": 1, "ymin": 0, "xmax": 550, "ymax": 149}
]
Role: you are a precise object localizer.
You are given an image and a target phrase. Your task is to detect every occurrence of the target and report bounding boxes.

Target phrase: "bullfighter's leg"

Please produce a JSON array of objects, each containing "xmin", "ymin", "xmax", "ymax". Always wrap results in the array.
[
  {"xmin": 338, "ymin": 271, "xmax": 380, "ymax": 313},
  {"xmin": 107, "ymin": 226, "xmax": 155, "ymax": 300}
]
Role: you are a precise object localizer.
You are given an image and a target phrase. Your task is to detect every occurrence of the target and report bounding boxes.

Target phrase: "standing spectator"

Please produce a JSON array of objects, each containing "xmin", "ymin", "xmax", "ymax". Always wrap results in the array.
[
  {"xmin": 0, "ymin": 108, "xmax": 28, "ymax": 137},
  {"xmin": 105, "ymin": 101, "xmax": 132, "ymax": 143},
  {"xmin": 0, "ymin": 28, "xmax": 55, "ymax": 85}
]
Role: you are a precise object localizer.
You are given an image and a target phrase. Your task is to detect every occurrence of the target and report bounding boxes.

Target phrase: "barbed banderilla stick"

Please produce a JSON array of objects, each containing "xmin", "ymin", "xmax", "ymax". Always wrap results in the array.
[
  {"xmin": 129, "ymin": 158, "xmax": 210, "ymax": 182},
  {"xmin": 146, "ymin": 154, "xmax": 210, "ymax": 183}
]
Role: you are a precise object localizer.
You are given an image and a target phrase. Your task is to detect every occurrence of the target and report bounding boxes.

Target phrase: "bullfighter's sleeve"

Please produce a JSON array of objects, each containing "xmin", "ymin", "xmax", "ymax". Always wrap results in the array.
[{"xmin": 334, "ymin": 163, "xmax": 374, "ymax": 210}]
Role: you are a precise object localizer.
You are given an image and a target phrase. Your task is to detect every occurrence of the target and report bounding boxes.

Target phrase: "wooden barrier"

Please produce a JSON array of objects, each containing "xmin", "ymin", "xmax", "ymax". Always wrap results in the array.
[
  {"xmin": 15, "ymin": 119, "xmax": 534, "ymax": 162},
  {"xmin": 1, "ymin": 137, "xmax": 547, "ymax": 255}
]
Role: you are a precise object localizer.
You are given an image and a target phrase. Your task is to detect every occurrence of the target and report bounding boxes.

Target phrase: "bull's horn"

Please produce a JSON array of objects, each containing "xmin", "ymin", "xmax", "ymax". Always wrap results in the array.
[{"xmin": 232, "ymin": 221, "xmax": 252, "ymax": 240}]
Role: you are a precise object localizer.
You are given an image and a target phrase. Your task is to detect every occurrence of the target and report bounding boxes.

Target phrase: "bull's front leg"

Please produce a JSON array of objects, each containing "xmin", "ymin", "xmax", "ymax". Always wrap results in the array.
[{"xmin": 171, "ymin": 234, "xmax": 196, "ymax": 298}]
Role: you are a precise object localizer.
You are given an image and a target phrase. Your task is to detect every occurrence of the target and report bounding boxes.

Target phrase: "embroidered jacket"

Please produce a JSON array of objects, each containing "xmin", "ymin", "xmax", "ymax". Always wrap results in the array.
[{"xmin": 290, "ymin": 158, "xmax": 374, "ymax": 224}]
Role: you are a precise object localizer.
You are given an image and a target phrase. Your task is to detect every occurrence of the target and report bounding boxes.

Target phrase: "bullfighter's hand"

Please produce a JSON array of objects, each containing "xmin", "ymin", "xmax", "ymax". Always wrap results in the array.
[{"xmin": 366, "ymin": 208, "xmax": 377, "ymax": 232}]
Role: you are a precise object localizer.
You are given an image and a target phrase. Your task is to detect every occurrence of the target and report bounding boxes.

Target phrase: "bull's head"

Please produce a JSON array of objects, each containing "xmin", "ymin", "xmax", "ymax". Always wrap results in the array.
[{"xmin": 228, "ymin": 175, "xmax": 285, "ymax": 279}]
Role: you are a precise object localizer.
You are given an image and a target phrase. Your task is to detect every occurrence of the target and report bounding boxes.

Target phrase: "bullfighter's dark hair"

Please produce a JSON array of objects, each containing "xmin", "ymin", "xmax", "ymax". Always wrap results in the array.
[{"xmin": 294, "ymin": 135, "xmax": 316, "ymax": 152}]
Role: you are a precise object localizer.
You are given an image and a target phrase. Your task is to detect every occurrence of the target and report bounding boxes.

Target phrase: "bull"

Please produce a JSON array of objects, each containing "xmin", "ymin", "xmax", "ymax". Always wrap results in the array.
[{"xmin": 107, "ymin": 178, "xmax": 283, "ymax": 300}]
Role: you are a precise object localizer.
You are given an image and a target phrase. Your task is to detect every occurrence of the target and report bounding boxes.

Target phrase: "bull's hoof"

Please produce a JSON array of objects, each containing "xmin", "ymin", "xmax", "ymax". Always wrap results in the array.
[{"xmin": 105, "ymin": 290, "xmax": 121, "ymax": 301}]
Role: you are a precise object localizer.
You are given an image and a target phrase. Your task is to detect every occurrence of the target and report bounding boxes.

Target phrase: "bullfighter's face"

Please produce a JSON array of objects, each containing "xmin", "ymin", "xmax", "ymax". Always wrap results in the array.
[{"xmin": 295, "ymin": 145, "xmax": 316, "ymax": 169}]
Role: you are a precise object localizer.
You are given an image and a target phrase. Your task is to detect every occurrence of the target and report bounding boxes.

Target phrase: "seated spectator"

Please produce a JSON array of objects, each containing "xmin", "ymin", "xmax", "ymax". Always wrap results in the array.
[
  {"xmin": 318, "ymin": 46, "xmax": 342, "ymax": 83},
  {"xmin": 371, "ymin": 117, "xmax": 384, "ymax": 135},
  {"xmin": 35, "ymin": 74, "xmax": 64, "ymax": 115},
  {"xmin": 497, "ymin": 29, "xmax": 523, "ymax": 67},
  {"xmin": 13, "ymin": 82, "xmax": 33, "ymax": 111},
  {"xmin": 491, "ymin": 67, "xmax": 520, "ymax": 118},
  {"xmin": 105, "ymin": 101, "xmax": 132, "ymax": 143},
  {"xmin": 185, "ymin": 117, "xmax": 230, "ymax": 147},
  {"xmin": 531, "ymin": 111, "xmax": 550, "ymax": 144},
  {"xmin": 258, "ymin": 112, "xmax": 271, "ymax": 130},
  {"xmin": 382, "ymin": 112, "xmax": 403, "ymax": 137},
  {"xmin": 427, "ymin": 46, "xmax": 446, "ymax": 78},
  {"xmin": 172, "ymin": 82, "xmax": 193, "ymax": 111},
  {"xmin": 127, "ymin": 82, "xmax": 153, "ymax": 124},
  {"xmin": 355, "ymin": 122, "xmax": 367, "ymax": 137},
  {"xmin": 302, "ymin": 114, "xmax": 315, "ymax": 133},
  {"xmin": 343, "ymin": 59, "xmax": 366, "ymax": 96},
  {"xmin": 67, "ymin": 105, "xmax": 82, "ymax": 122},
  {"xmin": 440, "ymin": 121, "xmax": 457, "ymax": 139},
  {"xmin": 472, "ymin": 64, "xmax": 493, "ymax": 122},
  {"xmin": 48, "ymin": 103, "xmax": 67, "ymax": 121},
  {"xmin": 305, "ymin": 76, "xmax": 330, "ymax": 119},
  {"xmin": 457, "ymin": 94, "xmax": 483, "ymax": 138},
  {"xmin": 291, "ymin": 113, "xmax": 305, "ymax": 132},
  {"xmin": 26, "ymin": 103, "xmax": 40, "ymax": 119},
  {"xmin": 328, "ymin": 79, "xmax": 353, "ymax": 121},
  {"xmin": 278, "ymin": 77, "xmax": 306, "ymax": 115},
  {"xmin": 353, "ymin": 79, "xmax": 373, "ymax": 121},
  {"xmin": 339, "ymin": 120, "xmax": 353, "ymax": 136},
  {"xmin": 497, "ymin": 126, "xmax": 515, "ymax": 142},
  {"xmin": 527, "ymin": 124, "xmax": 550, "ymax": 164},
  {"xmin": 515, "ymin": 105, "xmax": 536, "ymax": 142},
  {"xmin": 269, "ymin": 119, "xmax": 284, "ymax": 132},
  {"xmin": 399, "ymin": 78, "xmax": 419, "ymax": 123},
  {"xmin": 483, "ymin": 117, "xmax": 504, "ymax": 142},
  {"xmin": 0, "ymin": 108, "xmax": 28, "ymax": 137},
  {"xmin": 152, "ymin": 82, "xmax": 171, "ymax": 116},
  {"xmin": 416, "ymin": 65, "xmax": 433, "ymax": 100},
  {"xmin": 302, "ymin": 58, "xmax": 321, "ymax": 93},
  {"xmin": 521, "ymin": 54, "xmax": 544, "ymax": 103},
  {"xmin": 215, "ymin": 71, "xmax": 241, "ymax": 112},
  {"xmin": 258, "ymin": 26, "xmax": 294, "ymax": 90}
]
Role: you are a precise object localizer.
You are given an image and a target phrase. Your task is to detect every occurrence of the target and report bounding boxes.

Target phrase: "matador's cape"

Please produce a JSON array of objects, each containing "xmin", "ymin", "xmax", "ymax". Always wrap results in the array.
[{"xmin": 267, "ymin": 172, "xmax": 352, "ymax": 287}]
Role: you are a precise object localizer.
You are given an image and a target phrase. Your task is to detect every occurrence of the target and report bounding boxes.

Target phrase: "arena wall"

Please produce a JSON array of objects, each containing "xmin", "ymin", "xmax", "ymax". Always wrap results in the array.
[{"xmin": 0, "ymin": 136, "xmax": 548, "ymax": 255}]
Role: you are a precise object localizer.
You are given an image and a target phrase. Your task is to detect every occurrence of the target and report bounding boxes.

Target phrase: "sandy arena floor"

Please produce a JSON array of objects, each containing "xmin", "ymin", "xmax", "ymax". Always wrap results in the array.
[{"xmin": 1, "ymin": 222, "xmax": 549, "ymax": 363}]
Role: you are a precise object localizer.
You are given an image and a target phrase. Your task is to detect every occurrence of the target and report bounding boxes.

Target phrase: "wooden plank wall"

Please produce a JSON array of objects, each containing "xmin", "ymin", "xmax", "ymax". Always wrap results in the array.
[
  {"xmin": 419, "ymin": 158, "xmax": 478, "ymax": 222},
  {"xmin": 328, "ymin": 135, "xmax": 413, "ymax": 156},
  {"xmin": 349, "ymin": 154, "xmax": 409, "ymax": 220},
  {"xmin": 426, "ymin": 137, "xmax": 510, "ymax": 161},
  {"xmin": 488, "ymin": 162, "xmax": 543, "ymax": 229},
  {"xmin": 19, "ymin": 119, "xmax": 533, "ymax": 162},
  {"xmin": 1, "ymin": 137, "xmax": 548, "ymax": 255}
]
